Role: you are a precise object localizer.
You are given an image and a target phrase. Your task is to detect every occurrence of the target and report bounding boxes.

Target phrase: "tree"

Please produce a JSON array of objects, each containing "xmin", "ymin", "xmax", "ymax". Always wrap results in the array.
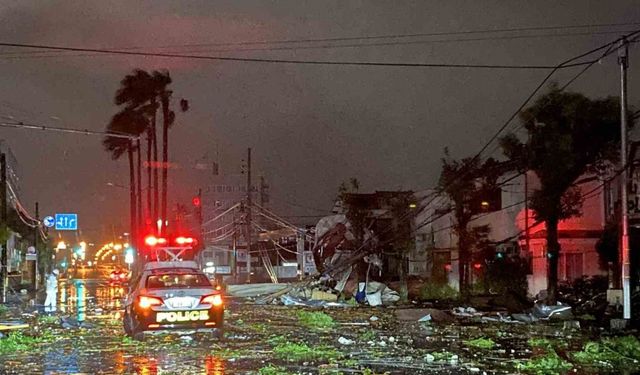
[
  {"xmin": 438, "ymin": 150, "xmax": 500, "ymax": 299},
  {"xmin": 103, "ymin": 109, "xmax": 148, "ymax": 248},
  {"xmin": 153, "ymin": 70, "xmax": 189, "ymax": 226},
  {"xmin": 389, "ymin": 193, "xmax": 416, "ymax": 303},
  {"xmin": 500, "ymin": 86, "xmax": 628, "ymax": 304},
  {"xmin": 114, "ymin": 69, "xmax": 158, "ymax": 226},
  {"xmin": 335, "ymin": 179, "xmax": 371, "ymax": 280}
]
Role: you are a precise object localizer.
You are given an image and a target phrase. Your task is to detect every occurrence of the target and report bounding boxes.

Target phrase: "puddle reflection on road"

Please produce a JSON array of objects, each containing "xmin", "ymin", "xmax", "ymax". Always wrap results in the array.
[{"xmin": 46, "ymin": 278, "xmax": 228, "ymax": 374}]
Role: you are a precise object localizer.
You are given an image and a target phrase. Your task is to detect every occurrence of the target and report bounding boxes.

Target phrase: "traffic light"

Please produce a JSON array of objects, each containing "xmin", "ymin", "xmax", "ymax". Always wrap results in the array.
[{"xmin": 192, "ymin": 196, "xmax": 201, "ymax": 207}]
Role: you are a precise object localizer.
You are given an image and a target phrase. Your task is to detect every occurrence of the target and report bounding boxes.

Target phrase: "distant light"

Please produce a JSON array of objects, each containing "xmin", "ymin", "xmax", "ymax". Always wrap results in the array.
[
  {"xmin": 145, "ymin": 236, "xmax": 158, "ymax": 246},
  {"xmin": 481, "ymin": 201, "xmax": 490, "ymax": 207},
  {"xmin": 57, "ymin": 241, "xmax": 67, "ymax": 250},
  {"xmin": 123, "ymin": 243, "xmax": 129, "ymax": 248},
  {"xmin": 125, "ymin": 253, "xmax": 134, "ymax": 264},
  {"xmin": 111, "ymin": 255, "xmax": 116, "ymax": 261},
  {"xmin": 205, "ymin": 261, "xmax": 214, "ymax": 267},
  {"xmin": 114, "ymin": 244, "xmax": 123, "ymax": 251},
  {"xmin": 409, "ymin": 203, "xmax": 417, "ymax": 209},
  {"xmin": 175, "ymin": 236, "xmax": 194, "ymax": 245},
  {"xmin": 87, "ymin": 261, "xmax": 93, "ymax": 267}
]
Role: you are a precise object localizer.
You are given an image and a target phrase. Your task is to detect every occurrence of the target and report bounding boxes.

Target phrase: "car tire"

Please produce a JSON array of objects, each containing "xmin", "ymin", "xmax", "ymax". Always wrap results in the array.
[
  {"xmin": 215, "ymin": 327, "xmax": 224, "ymax": 340},
  {"xmin": 123, "ymin": 309, "xmax": 142, "ymax": 339}
]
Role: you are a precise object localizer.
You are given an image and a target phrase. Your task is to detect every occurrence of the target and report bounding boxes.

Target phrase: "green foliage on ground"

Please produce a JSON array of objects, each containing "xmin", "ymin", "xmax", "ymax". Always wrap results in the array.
[
  {"xmin": 258, "ymin": 364, "xmax": 289, "ymax": 375},
  {"xmin": 273, "ymin": 341, "xmax": 341, "ymax": 362},
  {"xmin": 464, "ymin": 337, "xmax": 496, "ymax": 349},
  {"xmin": 0, "ymin": 304, "xmax": 8, "ymax": 317},
  {"xmin": 572, "ymin": 336, "xmax": 640, "ymax": 369},
  {"xmin": 37, "ymin": 315, "xmax": 58, "ymax": 325},
  {"xmin": 419, "ymin": 283, "xmax": 459, "ymax": 301},
  {"xmin": 360, "ymin": 330, "xmax": 376, "ymax": 342},
  {"xmin": 528, "ymin": 338, "xmax": 553, "ymax": 350},
  {"xmin": 517, "ymin": 350, "xmax": 572, "ymax": 374},
  {"xmin": 0, "ymin": 331, "xmax": 53, "ymax": 354},
  {"xmin": 296, "ymin": 310, "xmax": 335, "ymax": 330}
]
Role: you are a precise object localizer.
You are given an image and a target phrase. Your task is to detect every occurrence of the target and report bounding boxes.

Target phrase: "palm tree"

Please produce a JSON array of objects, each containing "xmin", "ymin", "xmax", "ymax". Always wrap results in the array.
[
  {"xmin": 152, "ymin": 71, "xmax": 173, "ymax": 228},
  {"xmin": 500, "ymin": 87, "xmax": 627, "ymax": 303},
  {"xmin": 152, "ymin": 70, "xmax": 188, "ymax": 229},
  {"xmin": 114, "ymin": 69, "xmax": 186, "ymax": 232},
  {"xmin": 115, "ymin": 69, "xmax": 159, "ymax": 229},
  {"xmin": 103, "ymin": 110, "xmax": 147, "ymax": 248}
]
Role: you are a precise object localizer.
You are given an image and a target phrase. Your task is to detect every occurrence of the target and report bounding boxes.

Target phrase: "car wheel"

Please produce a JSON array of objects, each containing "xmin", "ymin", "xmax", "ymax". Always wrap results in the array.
[
  {"xmin": 123, "ymin": 309, "xmax": 142, "ymax": 339},
  {"xmin": 123, "ymin": 310, "xmax": 133, "ymax": 336},
  {"xmin": 215, "ymin": 326, "xmax": 224, "ymax": 340}
]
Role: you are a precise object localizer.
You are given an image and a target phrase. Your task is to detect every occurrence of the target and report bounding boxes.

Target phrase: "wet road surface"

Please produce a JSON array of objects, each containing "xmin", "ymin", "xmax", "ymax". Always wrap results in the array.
[{"xmin": 0, "ymin": 275, "xmax": 636, "ymax": 374}]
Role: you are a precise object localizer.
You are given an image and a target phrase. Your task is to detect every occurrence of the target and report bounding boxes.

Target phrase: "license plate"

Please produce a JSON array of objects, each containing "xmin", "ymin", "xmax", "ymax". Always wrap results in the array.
[
  {"xmin": 166, "ymin": 297, "xmax": 196, "ymax": 308},
  {"xmin": 156, "ymin": 310, "xmax": 210, "ymax": 323}
]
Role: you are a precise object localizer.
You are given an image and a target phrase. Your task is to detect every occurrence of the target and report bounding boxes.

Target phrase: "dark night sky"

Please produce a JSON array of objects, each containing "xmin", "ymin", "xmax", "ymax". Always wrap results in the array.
[{"xmin": 0, "ymin": 1, "xmax": 638, "ymax": 242}]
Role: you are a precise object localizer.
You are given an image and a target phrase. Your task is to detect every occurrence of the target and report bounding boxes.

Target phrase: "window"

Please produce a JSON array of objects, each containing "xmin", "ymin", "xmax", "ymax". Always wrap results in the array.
[{"xmin": 146, "ymin": 273, "xmax": 211, "ymax": 289}]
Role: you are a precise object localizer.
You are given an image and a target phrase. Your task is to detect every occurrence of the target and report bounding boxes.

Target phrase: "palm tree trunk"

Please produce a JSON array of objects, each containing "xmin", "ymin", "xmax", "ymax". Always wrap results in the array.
[
  {"xmin": 546, "ymin": 216, "xmax": 560, "ymax": 304},
  {"xmin": 136, "ymin": 139, "xmax": 143, "ymax": 241},
  {"xmin": 161, "ymin": 94, "xmax": 169, "ymax": 227},
  {"xmin": 151, "ymin": 99, "xmax": 159, "ymax": 230},
  {"xmin": 146, "ymin": 129, "xmax": 152, "ymax": 230},
  {"xmin": 128, "ymin": 142, "xmax": 137, "ymax": 251}
]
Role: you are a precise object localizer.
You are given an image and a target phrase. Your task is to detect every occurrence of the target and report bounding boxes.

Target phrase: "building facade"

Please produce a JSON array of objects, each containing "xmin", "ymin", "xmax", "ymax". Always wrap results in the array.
[{"xmin": 415, "ymin": 171, "xmax": 608, "ymax": 296}]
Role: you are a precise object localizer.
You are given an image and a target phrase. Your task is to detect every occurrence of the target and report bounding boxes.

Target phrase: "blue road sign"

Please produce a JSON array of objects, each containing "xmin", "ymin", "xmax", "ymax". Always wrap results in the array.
[
  {"xmin": 43, "ymin": 216, "xmax": 55, "ymax": 228},
  {"xmin": 55, "ymin": 213, "xmax": 78, "ymax": 231}
]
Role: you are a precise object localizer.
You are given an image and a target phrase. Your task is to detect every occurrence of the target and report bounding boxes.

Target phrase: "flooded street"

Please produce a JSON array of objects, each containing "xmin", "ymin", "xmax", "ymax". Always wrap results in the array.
[{"xmin": 1, "ymin": 275, "xmax": 637, "ymax": 374}]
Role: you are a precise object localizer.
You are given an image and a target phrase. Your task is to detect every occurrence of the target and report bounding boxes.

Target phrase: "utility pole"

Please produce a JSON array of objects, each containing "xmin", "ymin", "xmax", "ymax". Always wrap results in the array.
[
  {"xmin": 0, "ymin": 153, "xmax": 7, "ymax": 303},
  {"xmin": 246, "ymin": 148, "xmax": 252, "ymax": 283},
  {"xmin": 34, "ymin": 202, "xmax": 39, "ymax": 288},
  {"xmin": 196, "ymin": 188, "xmax": 203, "ymax": 243},
  {"xmin": 524, "ymin": 172, "xmax": 530, "ymax": 255},
  {"xmin": 619, "ymin": 38, "xmax": 631, "ymax": 321}
]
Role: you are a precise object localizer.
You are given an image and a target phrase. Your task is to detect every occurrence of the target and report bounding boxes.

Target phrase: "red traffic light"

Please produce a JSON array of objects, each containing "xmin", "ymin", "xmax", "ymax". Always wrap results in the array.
[{"xmin": 192, "ymin": 196, "xmax": 201, "ymax": 207}]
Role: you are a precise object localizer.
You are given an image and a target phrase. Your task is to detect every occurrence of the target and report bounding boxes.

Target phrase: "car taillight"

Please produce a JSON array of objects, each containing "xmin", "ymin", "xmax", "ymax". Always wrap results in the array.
[
  {"xmin": 200, "ymin": 294, "xmax": 223, "ymax": 306},
  {"xmin": 138, "ymin": 295, "xmax": 164, "ymax": 309}
]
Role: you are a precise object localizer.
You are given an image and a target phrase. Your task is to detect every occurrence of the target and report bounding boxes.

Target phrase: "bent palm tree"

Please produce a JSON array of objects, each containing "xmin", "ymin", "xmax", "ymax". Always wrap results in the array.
[
  {"xmin": 103, "ymin": 109, "xmax": 148, "ymax": 249},
  {"xmin": 114, "ymin": 69, "xmax": 158, "ymax": 227}
]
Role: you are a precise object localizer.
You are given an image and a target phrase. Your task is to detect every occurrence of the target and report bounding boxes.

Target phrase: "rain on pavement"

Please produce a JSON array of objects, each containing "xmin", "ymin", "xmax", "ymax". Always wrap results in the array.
[{"xmin": 0, "ymin": 271, "xmax": 627, "ymax": 375}]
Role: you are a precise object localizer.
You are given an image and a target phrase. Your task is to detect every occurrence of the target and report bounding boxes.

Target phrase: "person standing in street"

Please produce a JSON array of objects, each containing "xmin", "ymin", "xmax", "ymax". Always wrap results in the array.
[{"xmin": 44, "ymin": 269, "xmax": 59, "ymax": 313}]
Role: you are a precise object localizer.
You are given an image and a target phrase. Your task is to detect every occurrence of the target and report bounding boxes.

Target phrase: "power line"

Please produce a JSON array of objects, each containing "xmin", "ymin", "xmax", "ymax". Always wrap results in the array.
[
  {"xmin": 0, "ymin": 121, "xmax": 139, "ymax": 140},
  {"xmin": 416, "ymin": 29, "xmax": 640, "ymax": 221},
  {"xmin": 1, "ymin": 21, "xmax": 636, "ymax": 58},
  {"xmin": 0, "ymin": 41, "xmax": 593, "ymax": 70},
  {"xmin": 268, "ymin": 195, "xmax": 333, "ymax": 213},
  {"xmin": 1, "ymin": 30, "xmax": 637, "ymax": 60}
]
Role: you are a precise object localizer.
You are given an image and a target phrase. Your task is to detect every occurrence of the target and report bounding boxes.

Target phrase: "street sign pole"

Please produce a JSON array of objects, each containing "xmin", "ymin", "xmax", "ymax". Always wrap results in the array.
[{"xmin": 1, "ymin": 153, "xmax": 7, "ymax": 304}]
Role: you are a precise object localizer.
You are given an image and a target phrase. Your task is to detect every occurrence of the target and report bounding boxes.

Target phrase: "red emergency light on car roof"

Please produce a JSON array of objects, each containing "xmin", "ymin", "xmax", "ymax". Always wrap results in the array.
[
  {"xmin": 175, "ymin": 236, "xmax": 194, "ymax": 245},
  {"xmin": 144, "ymin": 236, "xmax": 167, "ymax": 247}
]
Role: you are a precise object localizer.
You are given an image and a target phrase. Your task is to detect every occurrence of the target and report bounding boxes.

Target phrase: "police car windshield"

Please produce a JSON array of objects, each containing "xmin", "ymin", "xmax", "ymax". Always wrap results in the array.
[{"xmin": 146, "ymin": 273, "xmax": 211, "ymax": 289}]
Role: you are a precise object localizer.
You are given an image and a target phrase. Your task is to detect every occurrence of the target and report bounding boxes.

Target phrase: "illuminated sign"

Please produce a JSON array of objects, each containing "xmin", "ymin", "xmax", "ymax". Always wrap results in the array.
[
  {"xmin": 156, "ymin": 310, "xmax": 210, "ymax": 323},
  {"xmin": 55, "ymin": 213, "xmax": 78, "ymax": 231}
]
